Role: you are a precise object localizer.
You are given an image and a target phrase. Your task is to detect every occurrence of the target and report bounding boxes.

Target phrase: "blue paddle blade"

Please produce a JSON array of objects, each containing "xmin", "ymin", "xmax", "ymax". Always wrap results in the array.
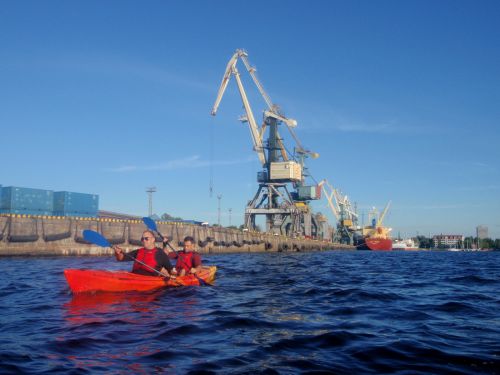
[
  {"xmin": 83, "ymin": 229, "xmax": 111, "ymax": 248},
  {"xmin": 142, "ymin": 217, "xmax": 158, "ymax": 232}
]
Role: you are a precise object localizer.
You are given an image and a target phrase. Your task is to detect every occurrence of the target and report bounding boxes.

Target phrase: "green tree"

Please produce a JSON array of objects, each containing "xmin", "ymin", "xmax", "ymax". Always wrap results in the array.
[{"xmin": 161, "ymin": 213, "xmax": 183, "ymax": 221}]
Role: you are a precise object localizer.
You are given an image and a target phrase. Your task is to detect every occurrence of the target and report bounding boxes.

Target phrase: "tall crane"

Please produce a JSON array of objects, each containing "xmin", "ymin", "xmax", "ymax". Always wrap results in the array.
[
  {"xmin": 211, "ymin": 49, "xmax": 320, "ymax": 236},
  {"xmin": 318, "ymin": 179, "xmax": 359, "ymax": 244}
]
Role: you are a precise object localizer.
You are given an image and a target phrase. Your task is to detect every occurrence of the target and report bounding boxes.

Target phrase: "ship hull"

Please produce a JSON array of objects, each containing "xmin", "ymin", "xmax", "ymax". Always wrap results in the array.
[{"xmin": 357, "ymin": 237, "xmax": 392, "ymax": 251}]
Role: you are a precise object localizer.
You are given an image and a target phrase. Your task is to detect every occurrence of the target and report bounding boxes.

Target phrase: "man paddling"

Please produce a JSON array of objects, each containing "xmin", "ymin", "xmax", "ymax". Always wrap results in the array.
[
  {"xmin": 164, "ymin": 236, "xmax": 202, "ymax": 276},
  {"xmin": 114, "ymin": 230, "xmax": 174, "ymax": 277}
]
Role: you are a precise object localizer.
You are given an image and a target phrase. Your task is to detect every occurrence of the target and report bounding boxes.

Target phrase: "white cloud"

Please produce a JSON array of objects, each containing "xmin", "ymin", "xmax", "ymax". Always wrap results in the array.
[{"xmin": 107, "ymin": 155, "xmax": 254, "ymax": 173}]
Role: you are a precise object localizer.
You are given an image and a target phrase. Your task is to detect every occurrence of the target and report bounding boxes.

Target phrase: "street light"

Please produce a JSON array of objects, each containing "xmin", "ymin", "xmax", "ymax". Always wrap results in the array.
[
  {"xmin": 217, "ymin": 194, "xmax": 222, "ymax": 226},
  {"xmin": 146, "ymin": 187, "xmax": 156, "ymax": 217}
]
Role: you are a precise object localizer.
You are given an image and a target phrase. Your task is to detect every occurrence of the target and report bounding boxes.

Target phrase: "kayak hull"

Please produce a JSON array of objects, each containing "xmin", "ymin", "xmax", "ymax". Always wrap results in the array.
[{"xmin": 64, "ymin": 266, "xmax": 217, "ymax": 293}]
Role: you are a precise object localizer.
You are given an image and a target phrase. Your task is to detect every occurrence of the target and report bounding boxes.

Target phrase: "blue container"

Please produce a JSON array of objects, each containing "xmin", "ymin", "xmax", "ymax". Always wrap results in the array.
[
  {"xmin": 1, "ymin": 186, "xmax": 54, "ymax": 212},
  {"xmin": 53, "ymin": 211, "xmax": 96, "ymax": 218},
  {"xmin": 53, "ymin": 191, "xmax": 99, "ymax": 216}
]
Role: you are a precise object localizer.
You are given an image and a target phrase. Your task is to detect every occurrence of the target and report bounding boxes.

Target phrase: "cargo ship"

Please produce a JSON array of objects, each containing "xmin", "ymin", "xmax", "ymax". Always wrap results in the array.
[{"xmin": 356, "ymin": 202, "xmax": 392, "ymax": 251}]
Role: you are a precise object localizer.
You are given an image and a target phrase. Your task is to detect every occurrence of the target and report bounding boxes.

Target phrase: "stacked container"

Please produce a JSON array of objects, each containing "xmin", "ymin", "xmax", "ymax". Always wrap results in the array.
[
  {"xmin": 296, "ymin": 185, "xmax": 321, "ymax": 200},
  {"xmin": 53, "ymin": 191, "xmax": 99, "ymax": 217},
  {"xmin": 0, "ymin": 186, "xmax": 54, "ymax": 216}
]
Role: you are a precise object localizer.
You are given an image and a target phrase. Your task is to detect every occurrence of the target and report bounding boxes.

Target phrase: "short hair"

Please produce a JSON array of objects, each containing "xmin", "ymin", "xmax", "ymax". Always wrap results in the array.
[
  {"xmin": 184, "ymin": 236, "xmax": 195, "ymax": 243},
  {"xmin": 143, "ymin": 230, "xmax": 155, "ymax": 238}
]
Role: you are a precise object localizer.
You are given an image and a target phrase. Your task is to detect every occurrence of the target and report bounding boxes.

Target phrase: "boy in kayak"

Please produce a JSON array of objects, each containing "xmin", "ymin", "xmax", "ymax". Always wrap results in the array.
[
  {"xmin": 113, "ymin": 230, "xmax": 174, "ymax": 277},
  {"xmin": 164, "ymin": 236, "xmax": 202, "ymax": 276}
]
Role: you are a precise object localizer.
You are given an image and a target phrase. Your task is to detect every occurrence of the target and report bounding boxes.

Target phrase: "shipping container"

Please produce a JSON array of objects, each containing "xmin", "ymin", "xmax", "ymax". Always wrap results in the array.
[
  {"xmin": 53, "ymin": 191, "xmax": 99, "ymax": 216},
  {"xmin": 1, "ymin": 186, "xmax": 54, "ymax": 211},
  {"xmin": 342, "ymin": 219, "xmax": 353, "ymax": 228},
  {"xmin": 297, "ymin": 185, "xmax": 321, "ymax": 200},
  {"xmin": 269, "ymin": 162, "xmax": 302, "ymax": 181}
]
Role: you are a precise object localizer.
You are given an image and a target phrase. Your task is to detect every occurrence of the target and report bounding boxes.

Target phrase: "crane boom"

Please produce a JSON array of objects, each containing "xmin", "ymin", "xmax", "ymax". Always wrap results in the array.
[
  {"xmin": 211, "ymin": 50, "xmax": 266, "ymax": 166},
  {"xmin": 240, "ymin": 53, "xmax": 274, "ymax": 110},
  {"xmin": 318, "ymin": 180, "xmax": 340, "ymax": 220},
  {"xmin": 376, "ymin": 201, "xmax": 391, "ymax": 227},
  {"xmin": 211, "ymin": 51, "xmax": 239, "ymax": 116}
]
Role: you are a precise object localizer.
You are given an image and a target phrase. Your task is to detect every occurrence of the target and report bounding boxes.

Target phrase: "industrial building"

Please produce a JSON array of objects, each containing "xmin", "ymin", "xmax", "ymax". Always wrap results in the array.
[{"xmin": 432, "ymin": 234, "xmax": 464, "ymax": 248}]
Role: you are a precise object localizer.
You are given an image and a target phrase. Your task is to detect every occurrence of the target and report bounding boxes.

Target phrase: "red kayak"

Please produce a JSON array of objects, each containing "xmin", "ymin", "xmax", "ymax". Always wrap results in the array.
[{"xmin": 64, "ymin": 266, "xmax": 217, "ymax": 293}]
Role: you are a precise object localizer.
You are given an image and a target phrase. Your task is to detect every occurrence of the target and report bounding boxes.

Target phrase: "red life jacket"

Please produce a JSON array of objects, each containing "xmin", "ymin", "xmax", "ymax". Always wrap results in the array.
[
  {"xmin": 132, "ymin": 248, "xmax": 158, "ymax": 274},
  {"xmin": 175, "ymin": 251, "xmax": 194, "ymax": 273}
]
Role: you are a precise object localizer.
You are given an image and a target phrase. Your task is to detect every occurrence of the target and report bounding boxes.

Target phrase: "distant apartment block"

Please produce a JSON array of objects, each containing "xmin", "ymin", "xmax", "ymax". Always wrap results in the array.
[
  {"xmin": 476, "ymin": 225, "xmax": 488, "ymax": 239},
  {"xmin": 433, "ymin": 234, "xmax": 464, "ymax": 248}
]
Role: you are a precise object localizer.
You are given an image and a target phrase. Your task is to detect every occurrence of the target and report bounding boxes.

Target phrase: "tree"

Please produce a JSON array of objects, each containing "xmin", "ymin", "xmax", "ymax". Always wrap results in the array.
[
  {"xmin": 416, "ymin": 235, "xmax": 432, "ymax": 249},
  {"xmin": 161, "ymin": 213, "xmax": 183, "ymax": 221}
]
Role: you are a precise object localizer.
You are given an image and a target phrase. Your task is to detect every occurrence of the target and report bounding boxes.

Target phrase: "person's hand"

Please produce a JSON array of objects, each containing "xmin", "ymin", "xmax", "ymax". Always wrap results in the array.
[
  {"xmin": 113, "ymin": 246, "xmax": 123, "ymax": 255},
  {"xmin": 162, "ymin": 236, "xmax": 170, "ymax": 243},
  {"xmin": 189, "ymin": 268, "xmax": 197, "ymax": 275}
]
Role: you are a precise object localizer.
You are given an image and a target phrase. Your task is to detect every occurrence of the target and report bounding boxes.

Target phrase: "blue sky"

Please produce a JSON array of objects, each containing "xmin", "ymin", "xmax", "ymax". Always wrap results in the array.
[{"xmin": 1, "ymin": 1, "xmax": 499, "ymax": 238}]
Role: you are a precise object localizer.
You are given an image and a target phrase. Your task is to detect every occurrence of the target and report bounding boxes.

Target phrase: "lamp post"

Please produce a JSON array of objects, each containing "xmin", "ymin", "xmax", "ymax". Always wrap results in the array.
[
  {"xmin": 217, "ymin": 194, "xmax": 222, "ymax": 226},
  {"xmin": 146, "ymin": 187, "xmax": 156, "ymax": 217}
]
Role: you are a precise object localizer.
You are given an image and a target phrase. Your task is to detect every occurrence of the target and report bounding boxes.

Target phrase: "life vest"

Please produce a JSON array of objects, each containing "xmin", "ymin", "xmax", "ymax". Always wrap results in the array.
[
  {"xmin": 132, "ymin": 248, "xmax": 159, "ymax": 274},
  {"xmin": 175, "ymin": 251, "xmax": 194, "ymax": 273}
]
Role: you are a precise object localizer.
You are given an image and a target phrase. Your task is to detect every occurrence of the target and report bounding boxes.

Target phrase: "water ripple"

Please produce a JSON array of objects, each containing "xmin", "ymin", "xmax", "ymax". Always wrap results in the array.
[{"xmin": 0, "ymin": 251, "xmax": 499, "ymax": 374}]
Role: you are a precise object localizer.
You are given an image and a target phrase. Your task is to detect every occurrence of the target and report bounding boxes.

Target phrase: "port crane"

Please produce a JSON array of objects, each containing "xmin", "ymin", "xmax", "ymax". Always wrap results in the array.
[
  {"xmin": 211, "ymin": 49, "xmax": 320, "ymax": 236},
  {"xmin": 318, "ymin": 179, "xmax": 359, "ymax": 244}
]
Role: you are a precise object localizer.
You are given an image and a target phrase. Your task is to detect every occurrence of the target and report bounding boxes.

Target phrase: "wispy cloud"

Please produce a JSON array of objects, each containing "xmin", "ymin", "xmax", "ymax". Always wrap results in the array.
[
  {"xmin": 26, "ymin": 54, "xmax": 213, "ymax": 92},
  {"xmin": 456, "ymin": 185, "xmax": 500, "ymax": 192},
  {"xmin": 106, "ymin": 155, "xmax": 254, "ymax": 173},
  {"xmin": 292, "ymin": 106, "xmax": 426, "ymax": 135},
  {"xmin": 430, "ymin": 160, "xmax": 497, "ymax": 173},
  {"xmin": 334, "ymin": 122, "xmax": 400, "ymax": 134},
  {"xmin": 392, "ymin": 203, "xmax": 483, "ymax": 210}
]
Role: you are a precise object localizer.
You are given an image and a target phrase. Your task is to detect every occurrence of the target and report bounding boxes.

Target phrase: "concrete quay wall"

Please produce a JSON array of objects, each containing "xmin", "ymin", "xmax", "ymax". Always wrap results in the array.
[{"xmin": 0, "ymin": 215, "xmax": 353, "ymax": 256}]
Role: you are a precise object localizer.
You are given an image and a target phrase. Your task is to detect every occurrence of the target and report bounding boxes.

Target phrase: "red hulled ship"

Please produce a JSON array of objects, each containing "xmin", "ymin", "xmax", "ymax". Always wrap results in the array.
[{"xmin": 356, "ymin": 202, "xmax": 393, "ymax": 251}]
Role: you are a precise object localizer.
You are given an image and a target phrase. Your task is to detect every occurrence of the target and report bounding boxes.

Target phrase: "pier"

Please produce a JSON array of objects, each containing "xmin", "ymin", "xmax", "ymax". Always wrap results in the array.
[{"xmin": 0, "ymin": 215, "xmax": 352, "ymax": 256}]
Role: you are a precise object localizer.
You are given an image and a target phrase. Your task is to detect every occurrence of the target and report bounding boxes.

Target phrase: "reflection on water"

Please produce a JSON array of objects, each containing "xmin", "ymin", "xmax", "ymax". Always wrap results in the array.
[{"xmin": 64, "ymin": 290, "xmax": 163, "ymax": 323}]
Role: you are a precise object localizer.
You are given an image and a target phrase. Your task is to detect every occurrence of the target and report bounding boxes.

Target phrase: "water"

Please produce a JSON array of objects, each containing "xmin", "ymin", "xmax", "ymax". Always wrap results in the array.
[{"xmin": 1, "ymin": 250, "xmax": 499, "ymax": 374}]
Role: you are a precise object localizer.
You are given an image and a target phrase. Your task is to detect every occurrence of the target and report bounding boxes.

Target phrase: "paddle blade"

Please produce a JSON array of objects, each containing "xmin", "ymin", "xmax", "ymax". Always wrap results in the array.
[
  {"xmin": 142, "ymin": 217, "xmax": 158, "ymax": 232},
  {"xmin": 83, "ymin": 229, "xmax": 111, "ymax": 248}
]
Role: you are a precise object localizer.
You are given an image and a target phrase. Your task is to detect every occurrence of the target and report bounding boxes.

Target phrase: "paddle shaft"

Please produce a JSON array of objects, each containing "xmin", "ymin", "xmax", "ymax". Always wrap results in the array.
[{"xmin": 116, "ymin": 248, "xmax": 169, "ymax": 277}]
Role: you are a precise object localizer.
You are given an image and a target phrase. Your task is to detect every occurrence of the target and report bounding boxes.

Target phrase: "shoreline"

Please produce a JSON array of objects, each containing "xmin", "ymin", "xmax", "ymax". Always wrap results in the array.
[{"xmin": 0, "ymin": 215, "xmax": 352, "ymax": 256}]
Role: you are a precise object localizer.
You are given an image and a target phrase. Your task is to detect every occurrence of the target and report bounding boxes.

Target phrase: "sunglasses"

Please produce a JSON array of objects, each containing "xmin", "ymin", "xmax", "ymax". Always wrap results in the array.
[{"xmin": 141, "ymin": 236, "xmax": 153, "ymax": 241}]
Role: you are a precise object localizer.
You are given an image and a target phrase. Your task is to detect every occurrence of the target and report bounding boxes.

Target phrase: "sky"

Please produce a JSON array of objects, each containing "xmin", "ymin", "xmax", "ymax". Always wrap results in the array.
[{"xmin": 1, "ymin": 0, "xmax": 499, "ymax": 238}]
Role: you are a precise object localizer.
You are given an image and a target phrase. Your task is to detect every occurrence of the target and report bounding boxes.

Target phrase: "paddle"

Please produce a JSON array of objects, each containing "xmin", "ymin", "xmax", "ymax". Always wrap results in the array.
[
  {"xmin": 82, "ymin": 229, "xmax": 170, "ymax": 278},
  {"xmin": 142, "ymin": 217, "xmax": 212, "ymax": 286}
]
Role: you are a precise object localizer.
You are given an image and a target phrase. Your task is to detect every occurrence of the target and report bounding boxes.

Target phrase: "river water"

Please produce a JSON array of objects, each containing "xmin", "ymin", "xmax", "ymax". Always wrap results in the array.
[{"xmin": 0, "ymin": 250, "xmax": 499, "ymax": 374}]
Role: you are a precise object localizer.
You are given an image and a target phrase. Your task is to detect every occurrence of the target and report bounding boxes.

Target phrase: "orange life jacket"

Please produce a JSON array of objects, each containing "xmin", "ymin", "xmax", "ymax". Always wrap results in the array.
[
  {"xmin": 132, "ymin": 248, "xmax": 158, "ymax": 274},
  {"xmin": 175, "ymin": 251, "xmax": 194, "ymax": 273}
]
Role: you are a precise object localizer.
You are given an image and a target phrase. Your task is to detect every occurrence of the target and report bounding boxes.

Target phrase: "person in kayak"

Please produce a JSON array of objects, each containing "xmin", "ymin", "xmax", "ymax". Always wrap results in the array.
[
  {"xmin": 113, "ymin": 230, "xmax": 174, "ymax": 277},
  {"xmin": 164, "ymin": 236, "xmax": 202, "ymax": 276}
]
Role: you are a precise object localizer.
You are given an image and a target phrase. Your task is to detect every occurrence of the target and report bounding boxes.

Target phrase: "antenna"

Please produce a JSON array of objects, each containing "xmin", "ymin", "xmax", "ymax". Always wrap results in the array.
[
  {"xmin": 146, "ymin": 187, "xmax": 156, "ymax": 217},
  {"xmin": 228, "ymin": 208, "xmax": 232, "ymax": 227}
]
